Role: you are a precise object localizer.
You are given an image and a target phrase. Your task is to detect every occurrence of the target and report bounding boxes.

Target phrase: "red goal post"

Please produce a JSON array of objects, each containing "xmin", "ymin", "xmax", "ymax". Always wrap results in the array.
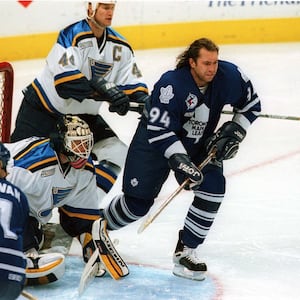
[{"xmin": 0, "ymin": 62, "xmax": 13, "ymax": 143}]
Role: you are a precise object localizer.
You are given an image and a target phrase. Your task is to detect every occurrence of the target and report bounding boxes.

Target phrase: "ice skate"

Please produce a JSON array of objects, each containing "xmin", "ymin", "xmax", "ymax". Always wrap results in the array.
[
  {"xmin": 25, "ymin": 248, "xmax": 65, "ymax": 285},
  {"xmin": 172, "ymin": 230, "xmax": 207, "ymax": 281}
]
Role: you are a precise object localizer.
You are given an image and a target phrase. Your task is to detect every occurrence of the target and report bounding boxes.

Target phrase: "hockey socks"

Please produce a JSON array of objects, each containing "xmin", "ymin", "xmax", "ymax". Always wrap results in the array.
[{"xmin": 91, "ymin": 218, "xmax": 129, "ymax": 280}]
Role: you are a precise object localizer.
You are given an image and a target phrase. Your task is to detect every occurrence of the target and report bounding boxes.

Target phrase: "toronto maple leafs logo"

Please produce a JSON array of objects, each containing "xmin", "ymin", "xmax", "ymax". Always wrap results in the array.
[
  {"xmin": 159, "ymin": 85, "xmax": 174, "ymax": 104},
  {"xmin": 185, "ymin": 93, "xmax": 198, "ymax": 110},
  {"xmin": 183, "ymin": 104, "xmax": 209, "ymax": 143}
]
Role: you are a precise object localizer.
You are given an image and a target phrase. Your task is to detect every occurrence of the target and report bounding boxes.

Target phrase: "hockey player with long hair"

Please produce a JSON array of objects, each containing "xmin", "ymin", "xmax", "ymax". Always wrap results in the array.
[
  {"xmin": 98, "ymin": 37, "xmax": 261, "ymax": 280},
  {"xmin": 5, "ymin": 115, "xmax": 128, "ymax": 285}
]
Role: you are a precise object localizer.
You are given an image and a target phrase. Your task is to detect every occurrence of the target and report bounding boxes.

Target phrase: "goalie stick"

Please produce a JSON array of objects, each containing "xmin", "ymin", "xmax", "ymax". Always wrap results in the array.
[
  {"xmin": 137, "ymin": 148, "xmax": 217, "ymax": 234},
  {"xmin": 21, "ymin": 290, "xmax": 38, "ymax": 300},
  {"xmin": 78, "ymin": 248, "xmax": 102, "ymax": 296}
]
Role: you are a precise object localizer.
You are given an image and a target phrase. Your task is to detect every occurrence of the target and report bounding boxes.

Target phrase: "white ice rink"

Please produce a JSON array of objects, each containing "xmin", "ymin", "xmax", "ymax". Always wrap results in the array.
[{"xmin": 12, "ymin": 42, "xmax": 300, "ymax": 300}]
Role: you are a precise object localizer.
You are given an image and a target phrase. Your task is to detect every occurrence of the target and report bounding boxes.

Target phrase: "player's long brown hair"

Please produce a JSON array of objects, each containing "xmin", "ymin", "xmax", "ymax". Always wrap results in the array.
[{"xmin": 176, "ymin": 38, "xmax": 219, "ymax": 69}]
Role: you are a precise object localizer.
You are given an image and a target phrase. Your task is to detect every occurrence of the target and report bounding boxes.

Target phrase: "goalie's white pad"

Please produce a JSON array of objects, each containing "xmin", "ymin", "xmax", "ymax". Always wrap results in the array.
[
  {"xmin": 79, "ymin": 248, "xmax": 105, "ymax": 295},
  {"xmin": 25, "ymin": 248, "xmax": 65, "ymax": 285},
  {"xmin": 92, "ymin": 218, "xmax": 129, "ymax": 280}
]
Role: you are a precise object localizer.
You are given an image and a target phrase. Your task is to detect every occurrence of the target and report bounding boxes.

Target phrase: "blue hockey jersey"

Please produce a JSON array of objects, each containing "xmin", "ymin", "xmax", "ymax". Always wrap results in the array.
[
  {"xmin": 0, "ymin": 178, "xmax": 29, "ymax": 285},
  {"xmin": 145, "ymin": 61, "xmax": 261, "ymax": 159}
]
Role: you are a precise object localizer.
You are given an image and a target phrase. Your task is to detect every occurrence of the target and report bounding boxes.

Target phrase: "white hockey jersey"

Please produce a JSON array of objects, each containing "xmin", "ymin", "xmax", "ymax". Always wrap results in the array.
[
  {"xmin": 31, "ymin": 19, "xmax": 148, "ymax": 115},
  {"xmin": 5, "ymin": 137, "xmax": 115, "ymax": 224}
]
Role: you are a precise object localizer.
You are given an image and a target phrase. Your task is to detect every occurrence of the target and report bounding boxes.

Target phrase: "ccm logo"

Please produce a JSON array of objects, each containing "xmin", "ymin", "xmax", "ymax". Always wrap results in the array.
[
  {"xmin": 178, "ymin": 163, "xmax": 200, "ymax": 176},
  {"xmin": 234, "ymin": 130, "xmax": 244, "ymax": 140}
]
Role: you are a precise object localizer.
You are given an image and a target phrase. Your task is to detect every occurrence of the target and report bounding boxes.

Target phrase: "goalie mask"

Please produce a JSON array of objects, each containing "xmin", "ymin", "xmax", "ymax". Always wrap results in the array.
[{"xmin": 51, "ymin": 115, "xmax": 94, "ymax": 169}]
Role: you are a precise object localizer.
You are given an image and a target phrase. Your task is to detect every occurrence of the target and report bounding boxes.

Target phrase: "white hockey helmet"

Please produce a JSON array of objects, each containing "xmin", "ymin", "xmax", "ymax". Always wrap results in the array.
[
  {"xmin": 87, "ymin": 1, "xmax": 117, "ymax": 11},
  {"xmin": 86, "ymin": 1, "xmax": 115, "ymax": 20}
]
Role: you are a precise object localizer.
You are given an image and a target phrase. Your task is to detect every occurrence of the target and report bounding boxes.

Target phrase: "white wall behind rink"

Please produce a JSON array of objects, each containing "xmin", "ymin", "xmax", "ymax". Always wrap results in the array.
[{"xmin": 1, "ymin": 0, "xmax": 300, "ymax": 37}]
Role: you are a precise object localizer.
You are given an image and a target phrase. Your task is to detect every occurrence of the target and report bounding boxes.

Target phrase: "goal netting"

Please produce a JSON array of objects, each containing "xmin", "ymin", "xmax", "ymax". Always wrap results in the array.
[{"xmin": 0, "ymin": 62, "xmax": 13, "ymax": 142}]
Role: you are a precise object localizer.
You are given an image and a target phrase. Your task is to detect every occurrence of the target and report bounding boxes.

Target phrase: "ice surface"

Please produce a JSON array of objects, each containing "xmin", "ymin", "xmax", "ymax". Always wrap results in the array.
[{"xmin": 13, "ymin": 42, "xmax": 300, "ymax": 299}]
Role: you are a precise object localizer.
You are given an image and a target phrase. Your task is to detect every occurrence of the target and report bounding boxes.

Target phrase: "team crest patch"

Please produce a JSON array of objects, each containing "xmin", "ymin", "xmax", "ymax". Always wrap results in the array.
[
  {"xmin": 78, "ymin": 41, "xmax": 93, "ymax": 49},
  {"xmin": 185, "ymin": 93, "xmax": 198, "ymax": 110},
  {"xmin": 41, "ymin": 168, "xmax": 55, "ymax": 177},
  {"xmin": 159, "ymin": 85, "xmax": 174, "ymax": 104},
  {"xmin": 89, "ymin": 58, "xmax": 113, "ymax": 77}
]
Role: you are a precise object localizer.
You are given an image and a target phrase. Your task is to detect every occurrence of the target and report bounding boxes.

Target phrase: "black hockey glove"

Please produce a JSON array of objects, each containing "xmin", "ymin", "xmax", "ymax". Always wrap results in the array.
[
  {"xmin": 168, "ymin": 153, "xmax": 203, "ymax": 190},
  {"xmin": 90, "ymin": 77, "xmax": 130, "ymax": 116},
  {"xmin": 206, "ymin": 121, "xmax": 246, "ymax": 162}
]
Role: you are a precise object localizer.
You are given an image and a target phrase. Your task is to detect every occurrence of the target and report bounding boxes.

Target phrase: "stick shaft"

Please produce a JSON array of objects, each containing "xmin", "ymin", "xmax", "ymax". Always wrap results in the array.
[
  {"xmin": 127, "ymin": 103, "xmax": 300, "ymax": 121},
  {"xmin": 222, "ymin": 110, "xmax": 300, "ymax": 121},
  {"xmin": 21, "ymin": 290, "xmax": 38, "ymax": 300}
]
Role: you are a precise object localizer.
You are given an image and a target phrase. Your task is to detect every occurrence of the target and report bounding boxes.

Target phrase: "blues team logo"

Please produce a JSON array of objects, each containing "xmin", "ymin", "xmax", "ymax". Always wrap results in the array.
[
  {"xmin": 185, "ymin": 93, "xmax": 198, "ymax": 110},
  {"xmin": 89, "ymin": 58, "xmax": 113, "ymax": 78}
]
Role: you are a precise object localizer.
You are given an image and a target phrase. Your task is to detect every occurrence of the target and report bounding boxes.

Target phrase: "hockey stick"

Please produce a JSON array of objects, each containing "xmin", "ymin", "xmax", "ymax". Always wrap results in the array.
[
  {"xmin": 137, "ymin": 148, "xmax": 217, "ymax": 234},
  {"xmin": 222, "ymin": 110, "xmax": 300, "ymax": 121},
  {"xmin": 128, "ymin": 102, "xmax": 144, "ymax": 113},
  {"xmin": 21, "ymin": 290, "xmax": 38, "ymax": 300},
  {"xmin": 78, "ymin": 248, "xmax": 102, "ymax": 296},
  {"xmin": 129, "ymin": 102, "xmax": 300, "ymax": 121}
]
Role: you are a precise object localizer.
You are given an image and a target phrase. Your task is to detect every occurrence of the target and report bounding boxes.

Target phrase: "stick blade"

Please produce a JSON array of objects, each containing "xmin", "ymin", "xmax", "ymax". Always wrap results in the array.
[{"xmin": 78, "ymin": 249, "xmax": 100, "ymax": 296}]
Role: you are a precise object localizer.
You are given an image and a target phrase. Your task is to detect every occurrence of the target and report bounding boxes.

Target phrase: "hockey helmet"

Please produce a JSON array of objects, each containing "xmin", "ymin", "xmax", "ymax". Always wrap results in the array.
[
  {"xmin": 0, "ymin": 142, "xmax": 10, "ymax": 172},
  {"xmin": 87, "ymin": 1, "xmax": 117, "ymax": 13},
  {"xmin": 50, "ymin": 115, "xmax": 94, "ymax": 169}
]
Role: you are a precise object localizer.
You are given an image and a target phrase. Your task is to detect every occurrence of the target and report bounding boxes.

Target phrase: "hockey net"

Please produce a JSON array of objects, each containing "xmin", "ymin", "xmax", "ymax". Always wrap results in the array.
[{"xmin": 0, "ymin": 62, "xmax": 13, "ymax": 143}]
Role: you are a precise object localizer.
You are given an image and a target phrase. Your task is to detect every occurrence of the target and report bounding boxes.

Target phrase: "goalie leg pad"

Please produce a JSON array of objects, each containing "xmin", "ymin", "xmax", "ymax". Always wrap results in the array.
[
  {"xmin": 92, "ymin": 218, "xmax": 129, "ymax": 280},
  {"xmin": 25, "ymin": 249, "xmax": 65, "ymax": 285}
]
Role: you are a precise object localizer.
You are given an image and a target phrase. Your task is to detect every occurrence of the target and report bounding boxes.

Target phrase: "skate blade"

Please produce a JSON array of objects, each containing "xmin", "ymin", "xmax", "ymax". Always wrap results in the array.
[{"xmin": 173, "ymin": 265, "xmax": 206, "ymax": 281}]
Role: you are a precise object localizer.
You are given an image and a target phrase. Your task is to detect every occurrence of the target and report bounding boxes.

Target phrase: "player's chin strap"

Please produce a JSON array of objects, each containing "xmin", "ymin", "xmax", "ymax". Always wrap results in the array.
[
  {"xmin": 137, "ymin": 147, "xmax": 217, "ymax": 234},
  {"xmin": 86, "ymin": 12, "xmax": 106, "ymax": 31}
]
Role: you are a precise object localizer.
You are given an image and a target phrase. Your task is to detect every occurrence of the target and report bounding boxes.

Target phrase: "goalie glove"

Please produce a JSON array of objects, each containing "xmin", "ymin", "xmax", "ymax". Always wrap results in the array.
[
  {"xmin": 90, "ymin": 77, "xmax": 130, "ymax": 116},
  {"xmin": 168, "ymin": 153, "xmax": 203, "ymax": 190},
  {"xmin": 25, "ymin": 248, "xmax": 65, "ymax": 285},
  {"xmin": 206, "ymin": 121, "xmax": 246, "ymax": 161}
]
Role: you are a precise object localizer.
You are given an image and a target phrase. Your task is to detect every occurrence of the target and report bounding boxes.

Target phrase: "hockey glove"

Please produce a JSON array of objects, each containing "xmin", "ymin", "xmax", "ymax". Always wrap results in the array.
[
  {"xmin": 206, "ymin": 121, "xmax": 246, "ymax": 162},
  {"xmin": 90, "ymin": 77, "xmax": 130, "ymax": 116},
  {"xmin": 168, "ymin": 153, "xmax": 203, "ymax": 190}
]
